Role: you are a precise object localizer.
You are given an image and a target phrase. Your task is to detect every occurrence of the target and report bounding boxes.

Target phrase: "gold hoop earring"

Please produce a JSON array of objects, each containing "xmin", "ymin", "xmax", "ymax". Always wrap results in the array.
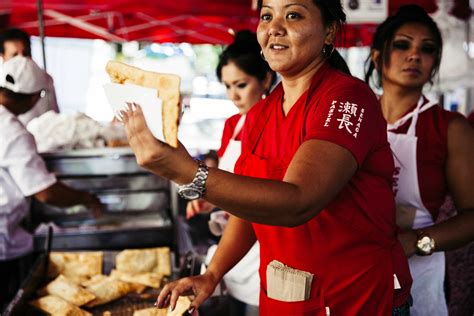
[{"xmin": 260, "ymin": 50, "xmax": 266, "ymax": 61}]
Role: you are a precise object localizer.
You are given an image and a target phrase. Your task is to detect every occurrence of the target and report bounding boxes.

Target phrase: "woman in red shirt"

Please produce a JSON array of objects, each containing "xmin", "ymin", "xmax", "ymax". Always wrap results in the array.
[
  {"xmin": 365, "ymin": 5, "xmax": 474, "ymax": 315},
  {"xmin": 123, "ymin": 0, "xmax": 411, "ymax": 314}
]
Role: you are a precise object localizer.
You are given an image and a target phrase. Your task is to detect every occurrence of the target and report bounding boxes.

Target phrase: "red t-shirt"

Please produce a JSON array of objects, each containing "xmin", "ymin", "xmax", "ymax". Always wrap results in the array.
[
  {"xmin": 241, "ymin": 63, "xmax": 411, "ymax": 310},
  {"xmin": 389, "ymin": 102, "xmax": 462, "ymax": 219},
  {"xmin": 217, "ymin": 113, "xmax": 242, "ymax": 158},
  {"xmin": 247, "ymin": 70, "xmax": 397, "ymax": 236}
]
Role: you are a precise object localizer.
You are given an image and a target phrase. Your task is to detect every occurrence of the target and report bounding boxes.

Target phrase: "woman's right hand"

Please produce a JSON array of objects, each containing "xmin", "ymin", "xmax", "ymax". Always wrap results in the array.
[
  {"xmin": 122, "ymin": 103, "xmax": 197, "ymax": 184},
  {"xmin": 156, "ymin": 272, "xmax": 220, "ymax": 313},
  {"xmin": 186, "ymin": 199, "xmax": 216, "ymax": 219}
]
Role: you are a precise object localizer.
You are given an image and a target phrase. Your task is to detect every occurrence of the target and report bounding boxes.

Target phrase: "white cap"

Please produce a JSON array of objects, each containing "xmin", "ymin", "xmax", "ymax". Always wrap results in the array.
[{"xmin": 0, "ymin": 55, "xmax": 47, "ymax": 94}]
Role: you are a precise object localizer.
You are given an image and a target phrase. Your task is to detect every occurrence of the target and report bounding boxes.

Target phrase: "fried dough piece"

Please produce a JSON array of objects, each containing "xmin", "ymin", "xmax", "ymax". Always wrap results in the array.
[
  {"xmin": 156, "ymin": 247, "xmax": 172, "ymax": 276},
  {"xmin": 115, "ymin": 247, "xmax": 171, "ymax": 276},
  {"xmin": 133, "ymin": 296, "xmax": 191, "ymax": 316},
  {"xmin": 44, "ymin": 275, "xmax": 96, "ymax": 306},
  {"xmin": 133, "ymin": 308, "xmax": 167, "ymax": 316},
  {"xmin": 110, "ymin": 269, "xmax": 162, "ymax": 288},
  {"xmin": 116, "ymin": 248, "xmax": 156, "ymax": 273},
  {"xmin": 105, "ymin": 61, "xmax": 181, "ymax": 148},
  {"xmin": 129, "ymin": 282, "xmax": 148, "ymax": 294},
  {"xmin": 48, "ymin": 252, "xmax": 103, "ymax": 283},
  {"xmin": 85, "ymin": 277, "xmax": 132, "ymax": 307},
  {"xmin": 83, "ymin": 273, "xmax": 146, "ymax": 294},
  {"xmin": 30, "ymin": 295, "xmax": 92, "ymax": 316},
  {"xmin": 80, "ymin": 274, "xmax": 109, "ymax": 288}
]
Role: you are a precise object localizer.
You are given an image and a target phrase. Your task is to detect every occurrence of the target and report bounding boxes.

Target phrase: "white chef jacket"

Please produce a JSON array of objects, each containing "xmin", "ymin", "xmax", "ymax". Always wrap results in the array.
[
  {"xmin": 0, "ymin": 106, "xmax": 56, "ymax": 260},
  {"xmin": 18, "ymin": 72, "xmax": 59, "ymax": 126}
]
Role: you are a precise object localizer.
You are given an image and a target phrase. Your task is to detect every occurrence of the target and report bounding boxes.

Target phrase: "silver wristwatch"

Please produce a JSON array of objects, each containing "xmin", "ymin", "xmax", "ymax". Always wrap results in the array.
[{"xmin": 177, "ymin": 160, "xmax": 209, "ymax": 200}]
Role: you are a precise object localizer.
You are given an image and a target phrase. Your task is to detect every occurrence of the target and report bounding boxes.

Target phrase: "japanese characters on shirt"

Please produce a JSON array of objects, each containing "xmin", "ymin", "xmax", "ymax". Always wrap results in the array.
[
  {"xmin": 305, "ymin": 83, "xmax": 381, "ymax": 166},
  {"xmin": 324, "ymin": 100, "xmax": 365, "ymax": 139}
]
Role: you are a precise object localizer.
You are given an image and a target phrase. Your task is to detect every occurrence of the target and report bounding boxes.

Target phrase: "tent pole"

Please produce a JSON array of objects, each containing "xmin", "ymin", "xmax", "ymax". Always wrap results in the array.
[{"xmin": 36, "ymin": 0, "xmax": 47, "ymax": 71}]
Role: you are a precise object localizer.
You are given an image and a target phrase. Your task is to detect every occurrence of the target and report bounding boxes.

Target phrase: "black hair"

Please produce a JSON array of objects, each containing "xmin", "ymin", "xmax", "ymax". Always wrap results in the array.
[
  {"xmin": 201, "ymin": 150, "xmax": 219, "ymax": 165},
  {"xmin": 364, "ymin": 5, "xmax": 442, "ymax": 88},
  {"xmin": 216, "ymin": 30, "xmax": 276, "ymax": 88},
  {"xmin": 0, "ymin": 28, "xmax": 32, "ymax": 57},
  {"xmin": 257, "ymin": 0, "xmax": 351, "ymax": 75}
]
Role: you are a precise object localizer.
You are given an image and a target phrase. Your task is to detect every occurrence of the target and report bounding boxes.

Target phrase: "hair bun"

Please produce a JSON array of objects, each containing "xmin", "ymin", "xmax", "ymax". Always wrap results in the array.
[
  {"xmin": 234, "ymin": 30, "xmax": 255, "ymax": 43},
  {"xmin": 233, "ymin": 30, "xmax": 260, "ymax": 52},
  {"xmin": 395, "ymin": 4, "xmax": 429, "ymax": 18}
]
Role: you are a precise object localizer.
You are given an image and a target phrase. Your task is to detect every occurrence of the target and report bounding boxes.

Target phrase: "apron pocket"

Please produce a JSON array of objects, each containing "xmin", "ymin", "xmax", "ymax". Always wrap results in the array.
[{"xmin": 261, "ymin": 290, "xmax": 326, "ymax": 316}]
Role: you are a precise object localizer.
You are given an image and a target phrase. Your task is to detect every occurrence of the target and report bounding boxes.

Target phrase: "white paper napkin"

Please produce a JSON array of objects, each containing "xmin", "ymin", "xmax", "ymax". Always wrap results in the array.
[{"xmin": 103, "ymin": 82, "xmax": 164, "ymax": 141}]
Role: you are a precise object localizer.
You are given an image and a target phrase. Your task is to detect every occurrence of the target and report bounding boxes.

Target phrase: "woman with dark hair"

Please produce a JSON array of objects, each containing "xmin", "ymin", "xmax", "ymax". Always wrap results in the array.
[
  {"xmin": 123, "ymin": 0, "xmax": 412, "ymax": 314},
  {"xmin": 186, "ymin": 30, "xmax": 275, "ymax": 316},
  {"xmin": 366, "ymin": 5, "xmax": 474, "ymax": 315}
]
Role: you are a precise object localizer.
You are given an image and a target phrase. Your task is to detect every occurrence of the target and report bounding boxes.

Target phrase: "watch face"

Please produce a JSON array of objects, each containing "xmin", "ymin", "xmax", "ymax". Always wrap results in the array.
[
  {"xmin": 179, "ymin": 187, "xmax": 201, "ymax": 200},
  {"xmin": 417, "ymin": 236, "xmax": 434, "ymax": 254}
]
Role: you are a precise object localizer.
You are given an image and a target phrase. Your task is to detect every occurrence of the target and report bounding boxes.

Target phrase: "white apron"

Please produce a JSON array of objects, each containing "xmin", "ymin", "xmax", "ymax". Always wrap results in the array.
[
  {"xmin": 207, "ymin": 114, "xmax": 260, "ymax": 306},
  {"xmin": 387, "ymin": 97, "xmax": 447, "ymax": 316},
  {"xmin": 218, "ymin": 114, "xmax": 246, "ymax": 173}
]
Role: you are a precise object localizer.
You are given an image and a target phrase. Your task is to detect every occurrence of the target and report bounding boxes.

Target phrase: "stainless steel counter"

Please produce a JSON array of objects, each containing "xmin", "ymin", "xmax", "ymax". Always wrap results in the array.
[{"xmin": 32, "ymin": 147, "xmax": 178, "ymax": 251}]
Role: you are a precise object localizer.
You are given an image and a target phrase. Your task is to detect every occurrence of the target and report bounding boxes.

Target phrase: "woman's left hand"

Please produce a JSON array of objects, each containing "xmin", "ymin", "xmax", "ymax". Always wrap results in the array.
[
  {"xmin": 121, "ymin": 103, "xmax": 196, "ymax": 183},
  {"xmin": 156, "ymin": 272, "xmax": 221, "ymax": 313}
]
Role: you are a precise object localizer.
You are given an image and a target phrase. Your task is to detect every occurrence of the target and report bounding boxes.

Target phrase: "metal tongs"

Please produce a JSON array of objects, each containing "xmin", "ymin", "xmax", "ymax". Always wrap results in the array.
[{"xmin": 43, "ymin": 224, "xmax": 53, "ymax": 276}]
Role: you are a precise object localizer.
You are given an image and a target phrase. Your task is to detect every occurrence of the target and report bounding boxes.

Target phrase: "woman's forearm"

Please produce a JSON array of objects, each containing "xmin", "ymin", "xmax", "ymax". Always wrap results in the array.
[
  {"xmin": 205, "ymin": 168, "xmax": 305, "ymax": 226},
  {"xmin": 206, "ymin": 216, "xmax": 257, "ymax": 281},
  {"xmin": 425, "ymin": 209, "xmax": 474, "ymax": 251},
  {"xmin": 123, "ymin": 107, "xmax": 356, "ymax": 227},
  {"xmin": 34, "ymin": 182, "xmax": 93, "ymax": 207},
  {"xmin": 168, "ymin": 140, "xmax": 356, "ymax": 227}
]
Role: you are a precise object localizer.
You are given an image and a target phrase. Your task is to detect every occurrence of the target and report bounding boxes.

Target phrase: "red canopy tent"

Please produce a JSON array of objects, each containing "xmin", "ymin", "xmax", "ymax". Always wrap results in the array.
[
  {"xmin": 0, "ymin": 0, "xmax": 471, "ymax": 46},
  {"xmin": 1, "ymin": 0, "xmax": 259, "ymax": 44}
]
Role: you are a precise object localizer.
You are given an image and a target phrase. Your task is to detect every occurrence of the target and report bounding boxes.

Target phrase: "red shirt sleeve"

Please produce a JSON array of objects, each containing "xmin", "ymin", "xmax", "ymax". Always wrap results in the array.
[
  {"xmin": 303, "ymin": 79, "xmax": 383, "ymax": 166},
  {"xmin": 217, "ymin": 114, "xmax": 241, "ymax": 158}
]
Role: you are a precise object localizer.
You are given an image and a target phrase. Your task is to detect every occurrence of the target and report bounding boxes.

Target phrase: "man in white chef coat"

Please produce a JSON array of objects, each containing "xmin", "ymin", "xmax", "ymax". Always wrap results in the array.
[
  {"xmin": 0, "ymin": 28, "xmax": 59, "ymax": 125},
  {"xmin": 0, "ymin": 56, "xmax": 101, "ymax": 311}
]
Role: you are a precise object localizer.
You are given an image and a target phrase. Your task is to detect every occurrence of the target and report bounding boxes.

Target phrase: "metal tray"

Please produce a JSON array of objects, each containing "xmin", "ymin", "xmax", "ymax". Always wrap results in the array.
[
  {"xmin": 4, "ymin": 251, "xmax": 177, "ymax": 316},
  {"xmin": 36, "ymin": 191, "xmax": 170, "ymax": 215},
  {"xmin": 42, "ymin": 148, "xmax": 143, "ymax": 176},
  {"xmin": 60, "ymin": 174, "xmax": 169, "ymax": 192},
  {"xmin": 33, "ymin": 221, "xmax": 175, "ymax": 251}
]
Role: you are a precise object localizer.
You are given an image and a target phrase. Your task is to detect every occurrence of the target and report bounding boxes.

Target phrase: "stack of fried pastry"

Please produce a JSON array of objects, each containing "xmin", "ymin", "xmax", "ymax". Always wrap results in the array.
[{"xmin": 29, "ymin": 248, "xmax": 187, "ymax": 316}]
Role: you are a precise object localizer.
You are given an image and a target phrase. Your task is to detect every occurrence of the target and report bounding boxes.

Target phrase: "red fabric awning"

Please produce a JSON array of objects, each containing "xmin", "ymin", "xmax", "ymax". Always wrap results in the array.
[
  {"xmin": 1, "ymin": 0, "xmax": 259, "ymax": 44},
  {"xmin": 0, "ymin": 0, "xmax": 471, "ymax": 46}
]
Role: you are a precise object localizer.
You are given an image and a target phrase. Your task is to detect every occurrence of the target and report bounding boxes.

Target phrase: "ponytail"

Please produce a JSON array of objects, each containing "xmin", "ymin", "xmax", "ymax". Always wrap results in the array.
[
  {"xmin": 329, "ymin": 50, "xmax": 351, "ymax": 75},
  {"xmin": 314, "ymin": 1, "xmax": 351, "ymax": 75}
]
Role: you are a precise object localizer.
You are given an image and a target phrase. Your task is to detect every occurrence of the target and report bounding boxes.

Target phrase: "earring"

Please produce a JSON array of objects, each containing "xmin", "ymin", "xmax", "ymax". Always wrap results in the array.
[
  {"xmin": 322, "ymin": 44, "xmax": 335, "ymax": 58},
  {"xmin": 260, "ymin": 50, "xmax": 266, "ymax": 61}
]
